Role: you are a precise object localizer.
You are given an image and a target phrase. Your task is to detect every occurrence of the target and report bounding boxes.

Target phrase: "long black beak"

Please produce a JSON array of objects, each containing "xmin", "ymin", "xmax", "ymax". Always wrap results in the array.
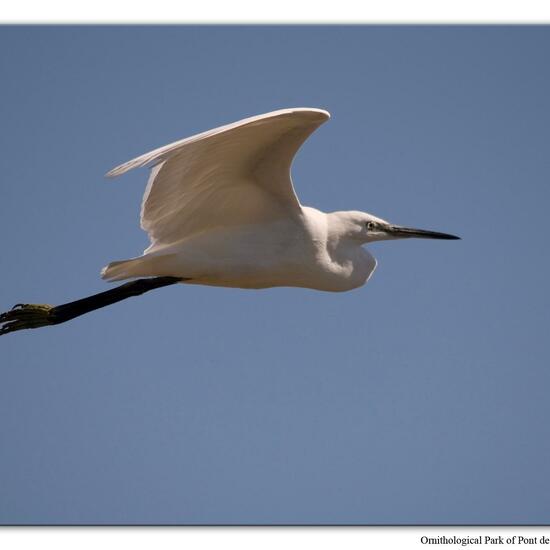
[{"xmin": 389, "ymin": 225, "xmax": 460, "ymax": 240}]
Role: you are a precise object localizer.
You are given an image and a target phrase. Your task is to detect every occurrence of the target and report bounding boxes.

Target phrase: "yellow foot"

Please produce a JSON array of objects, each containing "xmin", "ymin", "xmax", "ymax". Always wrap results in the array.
[{"xmin": 0, "ymin": 303, "xmax": 56, "ymax": 335}]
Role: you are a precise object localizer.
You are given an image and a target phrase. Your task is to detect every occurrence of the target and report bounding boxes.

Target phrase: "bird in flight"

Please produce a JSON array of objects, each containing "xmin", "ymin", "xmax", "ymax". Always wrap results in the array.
[{"xmin": 0, "ymin": 108, "xmax": 459, "ymax": 335}]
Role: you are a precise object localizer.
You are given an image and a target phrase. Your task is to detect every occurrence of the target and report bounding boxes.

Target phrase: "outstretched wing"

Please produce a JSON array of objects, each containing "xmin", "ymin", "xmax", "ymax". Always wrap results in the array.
[{"xmin": 106, "ymin": 108, "xmax": 330, "ymax": 252}]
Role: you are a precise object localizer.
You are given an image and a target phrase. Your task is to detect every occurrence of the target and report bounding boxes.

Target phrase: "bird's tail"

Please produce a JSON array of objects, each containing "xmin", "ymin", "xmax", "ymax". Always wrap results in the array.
[
  {"xmin": 101, "ymin": 254, "xmax": 177, "ymax": 282},
  {"xmin": 101, "ymin": 259, "xmax": 137, "ymax": 281}
]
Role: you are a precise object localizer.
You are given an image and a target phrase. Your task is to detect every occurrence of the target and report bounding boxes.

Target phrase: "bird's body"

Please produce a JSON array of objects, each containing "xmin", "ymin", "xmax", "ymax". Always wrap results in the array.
[
  {"xmin": 106, "ymin": 206, "xmax": 377, "ymax": 292},
  {"xmin": 0, "ymin": 107, "xmax": 459, "ymax": 335}
]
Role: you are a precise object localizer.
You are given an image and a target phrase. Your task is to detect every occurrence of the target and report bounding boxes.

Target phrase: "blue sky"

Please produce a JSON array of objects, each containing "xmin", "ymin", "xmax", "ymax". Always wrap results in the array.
[{"xmin": 1, "ymin": 26, "xmax": 549, "ymax": 524}]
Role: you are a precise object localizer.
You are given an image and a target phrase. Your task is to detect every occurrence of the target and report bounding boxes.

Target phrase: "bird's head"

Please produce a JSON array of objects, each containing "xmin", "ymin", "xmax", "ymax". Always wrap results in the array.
[{"xmin": 330, "ymin": 211, "xmax": 460, "ymax": 245}]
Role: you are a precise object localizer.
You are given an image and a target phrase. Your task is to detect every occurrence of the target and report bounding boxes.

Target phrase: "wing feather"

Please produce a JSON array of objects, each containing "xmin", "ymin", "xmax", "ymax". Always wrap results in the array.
[{"xmin": 106, "ymin": 108, "xmax": 330, "ymax": 252}]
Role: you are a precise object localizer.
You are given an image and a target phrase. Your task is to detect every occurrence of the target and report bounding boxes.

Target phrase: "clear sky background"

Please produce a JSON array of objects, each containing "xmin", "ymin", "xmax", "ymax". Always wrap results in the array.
[{"xmin": 0, "ymin": 26, "xmax": 549, "ymax": 525}]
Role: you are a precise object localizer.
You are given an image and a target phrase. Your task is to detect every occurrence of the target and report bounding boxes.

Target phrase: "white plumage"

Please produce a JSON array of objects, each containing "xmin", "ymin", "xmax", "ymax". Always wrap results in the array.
[{"xmin": 102, "ymin": 108, "xmax": 458, "ymax": 292}]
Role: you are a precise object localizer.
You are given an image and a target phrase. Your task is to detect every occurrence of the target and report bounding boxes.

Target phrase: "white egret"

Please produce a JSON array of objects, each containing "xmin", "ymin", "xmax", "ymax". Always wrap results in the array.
[{"xmin": 0, "ymin": 108, "xmax": 459, "ymax": 335}]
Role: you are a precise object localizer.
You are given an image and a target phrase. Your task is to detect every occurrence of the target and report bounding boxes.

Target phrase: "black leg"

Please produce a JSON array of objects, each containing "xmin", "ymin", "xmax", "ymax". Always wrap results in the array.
[{"xmin": 0, "ymin": 276, "xmax": 185, "ymax": 335}]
